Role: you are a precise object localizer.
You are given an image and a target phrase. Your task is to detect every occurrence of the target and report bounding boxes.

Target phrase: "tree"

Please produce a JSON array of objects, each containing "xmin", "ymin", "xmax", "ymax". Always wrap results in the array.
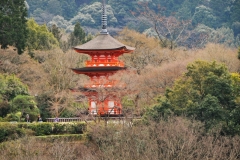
[
  {"xmin": 117, "ymin": 28, "xmax": 169, "ymax": 73},
  {"xmin": 49, "ymin": 24, "xmax": 62, "ymax": 43},
  {"xmin": 70, "ymin": 2, "xmax": 117, "ymax": 28},
  {"xmin": 141, "ymin": 4, "xmax": 191, "ymax": 49},
  {"xmin": 10, "ymin": 95, "xmax": 39, "ymax": 122},
  {"xmin": 146, "ymin": 61, "xmax": 240, "ymax": 134},
  {"xmin": 176, "ymin": 0, "xmax": 203, "ymax": 20},
  {"xmin": 192, "ymin": 5, "xmax": 217, "ymax": 28},
  {"xmin": 230, "ymin": 0, "xmax": 240, "ymax": 24},
  {"xmin": 0, "ymin": 74, "xmax": 38, "ymax": 121},
  {"xmin": 0, "ymin": 74, "xmax": 28, "ymax": 101},
  {"xmin": 46, "ymin": 0, "xmax": 62, "ymax": 16},
  {"xmin": 209, "ymin": 0, "xmax": 231, "ymax": 25},
  {"xmin": 0, "ymin": 0, "xmax": 28, "ymax": 54},
  {"xmin": 26, "ymin": 18, "xmax": 59, "ymax": 53},
  {"xmin": 68, "ymin": 22, "xmax": 86, "ymax": 47}
]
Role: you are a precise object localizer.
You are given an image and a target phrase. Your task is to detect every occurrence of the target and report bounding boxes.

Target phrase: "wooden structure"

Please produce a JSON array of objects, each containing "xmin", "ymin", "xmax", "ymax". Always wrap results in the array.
[
  {"xmin": 46, "ymin": 117, "xmax": 83, "ymax": 122},
  {"xmin": 71, "ymin": 0, "xmax": 135, "ymax": 116}
]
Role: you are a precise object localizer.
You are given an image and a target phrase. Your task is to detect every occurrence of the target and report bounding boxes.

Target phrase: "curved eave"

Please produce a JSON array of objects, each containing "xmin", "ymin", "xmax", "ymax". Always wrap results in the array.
[
  {"xmin": 70, "ymin": 87, "xmax": 97, "ymax": 92},
  {"xmin": 71, "ymin": 67, "xmax": 126, "ymax": 74},
  {"xmin": 74, "ymin": 46, "xmax": 134, "ymax": 54},
  {"xmin": 74, "ymin": 34, "xmax": 135, "ymax": 54}
]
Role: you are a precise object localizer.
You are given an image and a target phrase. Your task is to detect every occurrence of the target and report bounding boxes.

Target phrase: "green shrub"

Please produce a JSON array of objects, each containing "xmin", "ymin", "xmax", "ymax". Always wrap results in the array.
[
  {"xmin": 0, "ymin": 122, "xmax": 87, "ymax": 141},
  {"xmin": 17, "ymin": 122, "xmax": 30, "ymax": 129},
  {"xmin": 52, "ymin": 123, "xmax": 67, "ymax": 134},
  {"xmin": 5, "ymin": 113, "xmax": 19, "ymax": 122},
  {"xmin": 0, "ymin": 123, "xmax": 26, "ymax": 142},
  {"xmin": 29, "ymin": 123, "xmax": 53, "ymax": 136},
  {"xmin": 68, "ymin": 122, "xmax": 86, "ymax": 134}
]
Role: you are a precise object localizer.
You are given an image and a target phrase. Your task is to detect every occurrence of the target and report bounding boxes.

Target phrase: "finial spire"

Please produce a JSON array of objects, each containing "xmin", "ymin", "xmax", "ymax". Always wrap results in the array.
[{"xmin": 100, "ymin": 0, "xmax": 108, "ymax": 34}]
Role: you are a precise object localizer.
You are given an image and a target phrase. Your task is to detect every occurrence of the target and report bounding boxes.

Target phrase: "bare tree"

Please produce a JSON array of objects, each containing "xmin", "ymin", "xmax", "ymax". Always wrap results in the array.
[{"xmin": 140, "ymin": 3, "xmax": 191, "ymax": 50}]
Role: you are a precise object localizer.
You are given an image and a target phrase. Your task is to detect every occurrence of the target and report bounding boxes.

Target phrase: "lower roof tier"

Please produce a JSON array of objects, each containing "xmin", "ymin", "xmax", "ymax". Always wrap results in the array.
[{"xmin": 71, "ymin": 66, "xmax": 126, "ymax": 75}]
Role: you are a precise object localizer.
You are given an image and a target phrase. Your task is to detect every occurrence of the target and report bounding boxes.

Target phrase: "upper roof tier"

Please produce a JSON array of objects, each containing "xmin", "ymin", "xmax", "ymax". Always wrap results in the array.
[{"xmin": 74, "ymin": 34, "xmax": 135, "ymax": 53}]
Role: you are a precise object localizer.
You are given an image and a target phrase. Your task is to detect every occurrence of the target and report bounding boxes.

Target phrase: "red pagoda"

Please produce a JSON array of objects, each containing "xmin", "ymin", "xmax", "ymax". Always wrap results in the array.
[{"xmin": 71, "ymin": 0, "xmax": 135, "ymax": 116}]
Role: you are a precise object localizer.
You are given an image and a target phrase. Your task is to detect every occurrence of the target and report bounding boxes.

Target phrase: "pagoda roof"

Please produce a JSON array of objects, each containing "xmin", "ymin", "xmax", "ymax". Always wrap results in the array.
[
  {"xmin": 70, "ymin": 87, "xmax": 97, "ymax": 92},
  {"xmin": 74, "ymin": 34, "xmax": 135, "ymax": 52},
  {"xmin": 71, "ymin": 66, "xmax": 125, "ymax": 73}
]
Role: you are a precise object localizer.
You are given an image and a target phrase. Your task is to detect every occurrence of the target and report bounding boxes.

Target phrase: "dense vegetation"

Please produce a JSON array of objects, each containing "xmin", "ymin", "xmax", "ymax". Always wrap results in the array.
[
  {"xmin": 26, "ymin": 0, "xmax": 240, "ymax": 48},
  {"xmin": 145, "ymin": 61, "xmax": 240, "ymax": 135},
  {"xmin": 0, "ymin": 120, "xmax": 240, "ymax": 159},
  {"xmin": 0, "ymin": 0, "xmax": 240, "ymax": 159},
  {"xmin": 0, "ymin": 0, "xmax": 28, "ymax": 54}
]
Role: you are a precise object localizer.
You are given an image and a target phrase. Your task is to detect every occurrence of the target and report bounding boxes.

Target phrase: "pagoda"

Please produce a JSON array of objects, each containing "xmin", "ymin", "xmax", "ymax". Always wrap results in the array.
[{"xmin": 71, "ymin": 0, "xmax": 135, "ymax": 116}]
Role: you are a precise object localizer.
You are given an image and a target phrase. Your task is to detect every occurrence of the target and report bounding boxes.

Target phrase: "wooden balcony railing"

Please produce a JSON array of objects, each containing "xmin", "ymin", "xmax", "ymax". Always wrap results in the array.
[
  {"xmin": 86, "ymin": 61, "xmax": 124, "ymax": 67},
  {"xmin": 46, "ymin": 117, "xmax": 82, "ymax": 122}
]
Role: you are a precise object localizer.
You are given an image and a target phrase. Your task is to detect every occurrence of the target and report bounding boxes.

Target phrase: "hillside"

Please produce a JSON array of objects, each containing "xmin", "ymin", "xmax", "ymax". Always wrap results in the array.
[
  {"xmin": 26, "ymin": 0, "xmax": 240, "ymax": 48},
  {"xmin": 1, "ymin": 1, "xmax": 240, "ymax": 158}
]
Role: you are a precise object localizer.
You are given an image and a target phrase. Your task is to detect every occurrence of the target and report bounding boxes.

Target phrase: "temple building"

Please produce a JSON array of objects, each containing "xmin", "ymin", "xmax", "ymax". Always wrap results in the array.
[{"xmin": 71, "ymin": 0, "xmax": 135, "ymax": 116}]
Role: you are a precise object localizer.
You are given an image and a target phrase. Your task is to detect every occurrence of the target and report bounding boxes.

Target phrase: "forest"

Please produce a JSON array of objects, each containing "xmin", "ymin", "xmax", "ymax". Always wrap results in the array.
[{"xmin": 0, "ymin": 0, "xmax": 240, "ymax": 159}]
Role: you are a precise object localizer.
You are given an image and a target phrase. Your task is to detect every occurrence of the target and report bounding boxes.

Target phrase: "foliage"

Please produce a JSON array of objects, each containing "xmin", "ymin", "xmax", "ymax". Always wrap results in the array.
[
  {"xmin": 230, "ymin": 0, "xmax": 240, "ymax": 24},
  {"xmin": 140, "ymin": 4, "xmax": 191, "ymax": 49},
  {"xmin": 176, "ymin": 0, "xmax": 203, "ymax": 20},
  {"xmin": 52, "ymin": 122, "xmax": 86, "ymax": 134},
  {"xmin": 209, "ymin": 27, "xmax": 235, "ymax": 48},
  {"xmin": 47, "ymin": 15, "xmax": 72, "ymax": 31},
  {"xmin": 35, "ymin": 93, "xmax": 52, "ymax": 121},
  {"xmin": 27, "ymin": 0, "xmax": 78, "ymax": 21},
  {"xmin": 24, "ymin": 0, "xmax": 240, "ymax": 48},
  {"xmin": 192, "ymin": 5, "xmax": 217, "ymax": 28},
  {"xmin": 0, "ymin": 0, "xmax": 28, "ymax": 54},
  {"xmin": 10, "ymin": 95, "xmax": 39, "ymax": 122},
  {"xmin": 0, "ymin": 122, "xmax": 87, "ymax": 141},
  {"xmin": 69, "ymin": 122, "xmax": 87, "ymax": 134},
  {"xmin": 0, "ymin": 123, "xmax": 26, "ymax": 142},
  {"xmin": 88, "ymin": 118, "xmax": 240, "ymax": 159},
  {"xmin": 29, "ymin": 123, "xmax": 53, "ymax": 136},
  {"xmin": 26, "ymin": 18, "xmax": 59, "ymax": 52},
  {"xmin": 209, "ymin": 0, "xmax": 231, "ymax": 25},
  {"xmin": 0, "ymin": 121, "xmax": 239, "ymax": 159},
  {"xmin": 117, "ymin": 28, "xmax": 168, "ymax": 72},
  {"xmin": 0, "ymin": 74, "xmax": 41, "ymax": 121},
  {"xmin": 145, "ymin": 60, "xmax": 240, "ymax": 135},
  {"xmin": 70, "ymin": 2, "xmax": 117, "ymax": 28},
  {"xmin": 68, "ymin": 22, "xmax": 86, "ymax": 47},
  {"xmin": 0, "ymin": 74, "xmax": 28, "ymax": 101},
  {"xmin": 48, "ymin": 24, "xmax": 62, "ymax": 43}
]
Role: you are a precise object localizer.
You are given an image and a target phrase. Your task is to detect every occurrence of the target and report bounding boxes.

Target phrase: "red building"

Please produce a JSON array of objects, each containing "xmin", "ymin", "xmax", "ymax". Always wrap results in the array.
[{"xmin": 71, "ymin": 0, "xmax": 135, "ymax": 116}]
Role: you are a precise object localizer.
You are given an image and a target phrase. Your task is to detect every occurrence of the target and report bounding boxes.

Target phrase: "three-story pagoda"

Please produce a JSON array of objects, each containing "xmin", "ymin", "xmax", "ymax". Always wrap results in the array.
[{"xmin": 71, "ymin": 0, "xmax": 135, "ymax": 116}]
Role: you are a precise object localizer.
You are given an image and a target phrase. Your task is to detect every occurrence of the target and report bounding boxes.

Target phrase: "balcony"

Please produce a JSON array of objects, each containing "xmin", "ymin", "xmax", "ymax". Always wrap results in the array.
[{"xmin": 86, "ymin": 61, "xmax": 124, "ymax": 67}]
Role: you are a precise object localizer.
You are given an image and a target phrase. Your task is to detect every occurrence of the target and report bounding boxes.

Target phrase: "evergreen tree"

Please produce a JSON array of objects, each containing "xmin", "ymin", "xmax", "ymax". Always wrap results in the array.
[
  {"xmin": 230, "ymin": 0, "xmax": 240, "ymax": 24},
  {"xmin": 0, "ymin": 74, "xmax": 29, "ymax": 118},
  {"xmin": 146, "ymin": 61, "xmax": 240, "ymax": 135},
  {"xmin": 209, "ymin": 0, "xmax": 231, "ymax": 26},
  {"xmin": 74, "ymin": 22, "xmax": 85, "ymax": 42},
  {"xmin": 0, "ymin": 0, "xmax": 28, "ymax": 54},
  {"xmin": 49, "ymin": 24, "xmax": 62, "ymax": 43},
  {"xmin": 69, "ymin": 22, "xmax": 86, "ymax": 47},
  {"xmin": 26, "ymin": 19, "xmax": 59, "ymax": 52}
]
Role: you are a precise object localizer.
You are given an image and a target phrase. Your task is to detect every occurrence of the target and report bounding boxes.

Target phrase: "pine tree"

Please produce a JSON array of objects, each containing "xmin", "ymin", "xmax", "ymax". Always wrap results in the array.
[
  {"xmin": 73, "ymin": 22, "xmax": 86, "ymax": 44},
  {"xmin": 231, "ymin": 0, "xmax": 240, "ymax": 24},
  {"xmin": 49, "ymin": 24, "xmax": 62, "ymax": 42},
  {"xmin": 69, "ymin": 22, "xmax": 86, "ymax": 47},
  {"xmin": 0, "ymin": 0, "xmax": 28, "ymax": 54}
]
